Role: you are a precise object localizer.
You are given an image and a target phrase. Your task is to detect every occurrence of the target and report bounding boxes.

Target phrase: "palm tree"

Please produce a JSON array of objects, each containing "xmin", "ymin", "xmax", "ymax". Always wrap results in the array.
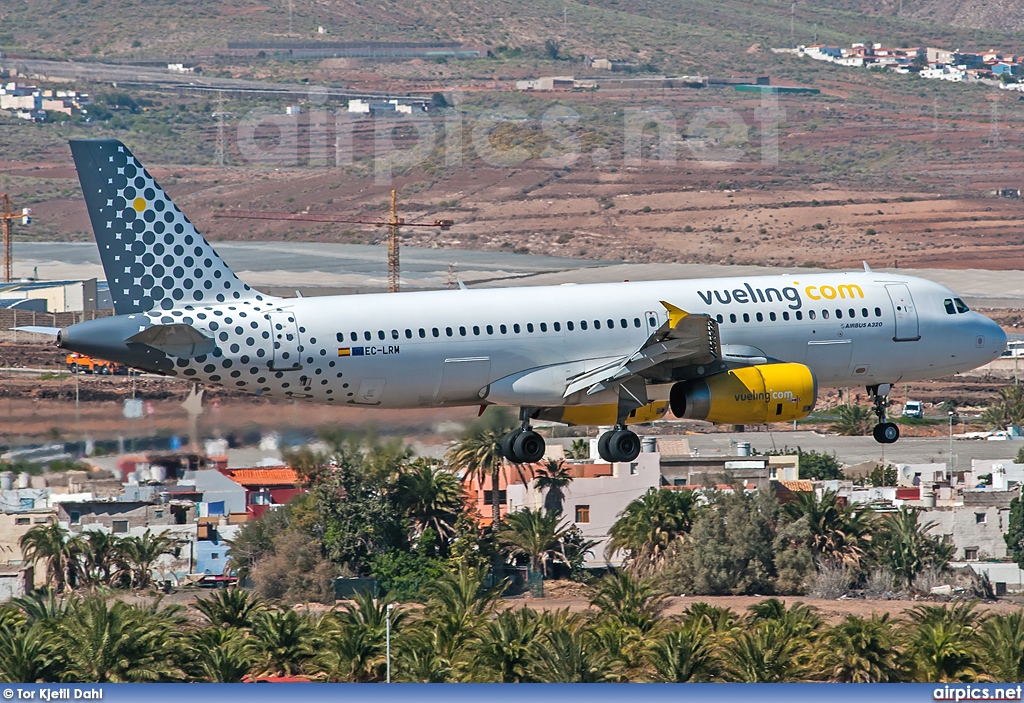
[
  {"xmin": 252, "ymin": 608, "xmax": 316, "ymax": 677},
  {"xmin": 530, "ymin": 627, "xmax": 619, "ymax": 682},
  {"xmin": 56, "ymin": 595, "xmax": 184, "ymax": 681},
  {"xmin": 446, "ymin": 427, "xmax": 508, "ymax": 535},
  {"xmin": 645, "ymin": 620, "xmax": 718, "ymax": 682},
  {"xmin": 120, "ymin": 530, "xmax": 176, "ymax": 589},
  {"xmin": 982, "ymin": 386, "xmax": 1024, "ymax": 430},
  {"xmin": 721, "ymin": 619, "xmax": 812, "ymax": 682},
  {"xmin": 589, "ymin": 571, "xmax": 667, "ymax": 634},
  {"xmin": 875, "ymin": 507, "xmax": 949, "ymax": 588},
  {"xmin": 0, "ymin": 621, "xmax": 62, "ymax": 682},
  {"xmin": 746, "ymin": 598, "xmax": 822, "ymax": 640},
  {"xmin": 315, "ymin": 591, "xmax": 404, "ymax": 682},
  {"xmin": 80, "ymin": 530, "xmax": 123, "ymax": 587},
  {"xmin": 820, "ymin": 614, "xmax": 903, "ymax": 682},
  {"xmin": 416, "ymin": 565, "xmax": 505, "ymax": 673},
  {"xmin": 392, "ymin": 459, "xmax": 463, "ymax": 548},
  {"xmin": 831, "ymin": 404, "xmax": 873, "ymax": 436},
  {"xmin": 19, "ymin": 523, "xmax": 76, "ymax": 592},
  {"xmin": 979, "ymin": 611, "xmax": 1024, "ymax": 682},
  {"xmin": 566, "ymin": 439, "xmax": 590, "ymax": 460},
  {"xmin": 607, "ymin": 488, "xmax": 697, "ymax": 575},
  {"xmin": 468, "ymin": 607, "xmax": 541, "ymax": 682},
  {"xmin": 187, "ymin": 627, "xmax": 255, "ymax": 682},
  {"xmin": 194, "ymin": 588, "xmax": 267, "ymax": 630},
  {"xmin": 497, "ymin": 508, "xmax": 575, "ymax": 578},
  {"xmin": 908, "ymin": 621, "xmax": 982, "ymax": 682},
  {"xmin": 534, "ymin": 459, "xmax": 574, "ymax": 515},
  {"xmin": 782, "ymin": 490, "xmax": 872, "ymax": 568}
]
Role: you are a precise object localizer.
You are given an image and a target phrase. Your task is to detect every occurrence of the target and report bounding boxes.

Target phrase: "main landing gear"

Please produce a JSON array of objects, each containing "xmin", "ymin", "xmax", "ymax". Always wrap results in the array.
[
  {"xmin": 869, "ymin": 383, "xmax": 900, "ymax": 444},
  {"xmin": 502, "ymin": 411, "xmax": 547, "ymax": 464},
  {"xmin": 597, "ymin": 425, "xmax": 642, "ymax": 463}
]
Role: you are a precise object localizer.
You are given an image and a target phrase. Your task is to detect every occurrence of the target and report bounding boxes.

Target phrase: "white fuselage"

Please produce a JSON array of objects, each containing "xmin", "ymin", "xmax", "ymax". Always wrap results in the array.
[{"xmin": 150, "ymin": 270, "xmax": 1005, "ymax": 410}]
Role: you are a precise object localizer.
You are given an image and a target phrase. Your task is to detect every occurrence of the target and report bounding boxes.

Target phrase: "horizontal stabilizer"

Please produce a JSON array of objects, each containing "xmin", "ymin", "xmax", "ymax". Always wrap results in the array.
[
  {"xmin": 127, "ymin": 323, "xmax": 215, "ymax": 359},
  {"xmin": 12, "ymin": 326, "xmax": 61, "ymax": 337}
]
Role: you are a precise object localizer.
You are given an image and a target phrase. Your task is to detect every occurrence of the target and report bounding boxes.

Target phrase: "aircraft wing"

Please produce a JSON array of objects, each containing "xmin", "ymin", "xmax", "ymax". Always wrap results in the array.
[{"xmin": 563, "ymin": 301, "xmax": 721, "ymax": 398}]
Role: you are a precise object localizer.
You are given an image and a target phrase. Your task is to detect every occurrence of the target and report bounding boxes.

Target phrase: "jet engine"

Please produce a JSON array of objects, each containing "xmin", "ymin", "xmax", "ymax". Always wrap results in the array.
[{"xmin": 669, "ymin": 363, "xmax": 817, "ymax": 425}]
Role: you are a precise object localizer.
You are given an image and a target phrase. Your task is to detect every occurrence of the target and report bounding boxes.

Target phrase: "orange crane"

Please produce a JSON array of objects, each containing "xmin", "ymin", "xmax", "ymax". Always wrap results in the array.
[
  {"xmin": 213, "ymin": 190, "xmax": 453, "ymax": 293},
  {"xmin": 0, "ymin": 194, "xmax": 32, "ymax": 283}
]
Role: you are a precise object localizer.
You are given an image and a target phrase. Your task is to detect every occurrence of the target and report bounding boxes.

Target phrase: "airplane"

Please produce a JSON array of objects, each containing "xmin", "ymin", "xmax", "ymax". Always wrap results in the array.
[{"xmin": 21, "ymin": 139, "xmax": 1007, "ymax": 464}]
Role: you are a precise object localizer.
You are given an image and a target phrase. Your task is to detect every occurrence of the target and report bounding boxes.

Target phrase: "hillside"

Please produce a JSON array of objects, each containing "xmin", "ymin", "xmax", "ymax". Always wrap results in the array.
[{"xmin": 3, "ymin": 0, "xmax": 1024, "ymax": 71}]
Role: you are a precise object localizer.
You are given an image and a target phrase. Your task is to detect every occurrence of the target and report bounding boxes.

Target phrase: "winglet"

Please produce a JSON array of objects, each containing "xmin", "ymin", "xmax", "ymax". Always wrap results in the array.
[
  {"xmin": 660, "ymin": 301, "xmax": 689, "ymax": 328},
  {"xmin": 863, "ymin": 261, "xmax": 872, "ymax": 272}
]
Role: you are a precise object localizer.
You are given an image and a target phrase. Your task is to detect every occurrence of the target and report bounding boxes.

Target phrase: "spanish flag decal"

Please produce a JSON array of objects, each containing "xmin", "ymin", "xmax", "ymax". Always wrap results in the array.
[{"xmin": 338, "ymin": 348, "xmax": 351, "ymax": 356}]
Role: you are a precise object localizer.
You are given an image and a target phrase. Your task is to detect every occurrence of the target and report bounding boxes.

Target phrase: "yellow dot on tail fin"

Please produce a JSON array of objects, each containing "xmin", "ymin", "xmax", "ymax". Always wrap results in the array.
[{"xmin": 132, "ymin": 197, "xmax": 146, "ymax": 212}]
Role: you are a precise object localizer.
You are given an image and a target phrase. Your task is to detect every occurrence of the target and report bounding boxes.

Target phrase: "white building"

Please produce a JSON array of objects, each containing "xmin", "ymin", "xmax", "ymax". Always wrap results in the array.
[{"xmin": 505, "ymin": 452, "xmax": 661, "ymax": 568}]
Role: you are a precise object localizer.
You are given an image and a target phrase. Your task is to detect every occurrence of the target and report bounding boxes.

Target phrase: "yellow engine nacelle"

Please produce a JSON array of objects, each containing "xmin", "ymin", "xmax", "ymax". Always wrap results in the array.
[{"xmin": 670, "ymin": 363, "xmax": 817, "ymax": 425}]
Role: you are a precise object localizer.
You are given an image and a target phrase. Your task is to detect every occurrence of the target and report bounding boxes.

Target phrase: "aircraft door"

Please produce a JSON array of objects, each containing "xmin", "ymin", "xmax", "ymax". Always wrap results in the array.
[
  {"xmin": 885, "ymin": 284, "xmax": 920, "ymax": 341},
  {"xmin": 267, "ymin": 310, "xmax": 301, "ymax": 370},
  {"xmin": 645, "ymin": 310, "xmax": 661, "ymax": 334},
  {"xmin": 805, "ymin": 339, "xmax": 853, "ymax": 383},
  {"xmin": 434, "ymin": 357, "xmax": 491, "ymax": 404}
]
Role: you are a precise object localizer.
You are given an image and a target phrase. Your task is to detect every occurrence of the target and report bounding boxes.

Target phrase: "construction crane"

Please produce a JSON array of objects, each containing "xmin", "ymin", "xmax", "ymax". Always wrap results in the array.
[
  {"xmin": 213, "ymin": 189, "xmax": 453, "ymax": 293},
  {"xmin": 0, "ymin": 194, "xmax": 32, "ymax": 283}
]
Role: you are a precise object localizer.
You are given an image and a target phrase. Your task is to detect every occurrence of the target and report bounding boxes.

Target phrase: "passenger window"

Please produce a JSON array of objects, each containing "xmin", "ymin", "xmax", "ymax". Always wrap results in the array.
[
  {"xmin": 730, "ymin": 314, "xmax": 737, "ymax": 323},
  {"xmin": 500, "ymin": 324, "xmax": 507, "ymax": 334},
  {"xmin": 808, "ymin": 311, "xmax": 816, "ymax": 320},
  {"xmin": 432, "ymin": 328, "xmax": 440, "ymax": 337},
  {"xmin": 364, "ymin": 331, "xmax": 371, "ymax": 341},
  {"xmin": 756, "ymin": 312, "xmax": 763, "ymax": 322},
  {"xmin": 446, "ymin": 327, "xmax": 453, "ymax": 337},
  {"xmin": 874, "ymin": 307, "xmax": 882, "ymax": 317},
  {"xmin": 822, "ymin": 310, "xmax": 830, "ymax": 319},
  {"xmin": 607, "ymin": 319, "xmax": 614, "ymax": 328},
  {"xmin": 336, "ymin": 333, "xmax": 344, "ymax": 342},
  {"xmin": 795, "ymin": 311, "xmax": 803, "ymax": 320},
  {"xmin": 862, "ymin": 308, "xmax": 868, "ymax": 317},
  {"xmin": 849, "ymin": 309, "xmax": 855, "ymax": 318},
  {"xmin": 378, "ymin": 330, "xmax": 385, "ymax": 340},
  {"xmin": 419, "ymin": 328, "xmax": 426, "ymax": 338},
  {"xmin": 835, "ymin": 310, "xmax": 843, "ymax": 319},
  {"xmin": 405, "ymin": 329, "xmax": 412, "ymax": 339},
  {"xmin": 540, "ymin": 322, "xmax": 547, "ymax": 332},
  {"xmin": 527, "ymin": 323, "xmax": 534, "ymax": 333},
  {"xmin": 553, "ymin": 322, "xmax": 560, "ymax": 331},
  {"xmin": 391, "ymin": 329, "xmax": 399, "ymax": 339},
  {"xmin": 620, "ymin": 318, "xmax": 627, "ymax": 328},
  {"xmin": 769, "ymin": 312, "xmax": 776, "ymax": 321},
  {"xmin": 648, "ymin": 316, "xmax": 657, "ymax": 326},
  {"xmin": 351, "ymin": 332, "xmax": 358, "ymax": 342},
  {"xmin": 742, "ymin": 313, "xmax": 750, "ymax": 323},
  {"xmin": 581, "ymin": 321, "xmax": 588, "ymax": 330},
  {"xmin": 716, "ymin": 314, "xmax": 724, "ymax": 323},
  {"xmin": 594, "ymin": 320, "xmax": 602, "ymax": 330},
  {"xmin": 459, "ymin": 326, "xmax": 466, "ymax": 336},
  {"xmin": 567, "ymin": 321, "xmax": 574, "ymax": 331},
  {"xmin": 634, "ymin": 318, "xmax": 641, "ymax": 327},
  {"xmin": 782, "ymin": 311, "xmax": 790, "ymax": 321},
  {"xmin": 514, "ymin": 323, "xmax": 521, "ymax": 333},
  {"xmin": 954, "ymin": 298, "xmax": 969, "ymax": 313},
  {"xmin": 473, "ymin": 325, "xmax": 480, "ymax": 335}
]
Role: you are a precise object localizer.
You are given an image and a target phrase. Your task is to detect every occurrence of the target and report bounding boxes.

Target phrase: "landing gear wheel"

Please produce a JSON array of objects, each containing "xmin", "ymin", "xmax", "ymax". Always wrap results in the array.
[
  {"xmin": 598, "ymin": 431, "xmax": 614, "ymax": 462},
  {"xmin": 873, "ymin": 422, "xmax": 900, "ymax": 444},
  {"xmin": 512, "ymin": 430, "xmax": 545, "ymax": 464},
  {"xmin": 598, "ymin": 428, "xmax": 641, "ymax": 462},
  {"xmin": 608, "ymin": 428, "xmax": 641, "ymax": 462},
  {"xmin": 501, "ymin": 429, "xmax": 522, "ymax": 461}
]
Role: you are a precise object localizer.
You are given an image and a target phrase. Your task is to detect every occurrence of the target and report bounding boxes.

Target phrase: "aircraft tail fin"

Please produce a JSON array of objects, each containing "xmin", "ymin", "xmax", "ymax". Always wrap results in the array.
[{"xmin": 69, "ymin": 139, "xmax": 264, "ymax": 314}]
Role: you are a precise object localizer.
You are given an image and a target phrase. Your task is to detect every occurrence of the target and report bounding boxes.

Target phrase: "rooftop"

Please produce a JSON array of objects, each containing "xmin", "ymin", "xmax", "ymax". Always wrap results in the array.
[{"xmin": 222, "ymin": 468, "xmax": 299, "ymax": 487}]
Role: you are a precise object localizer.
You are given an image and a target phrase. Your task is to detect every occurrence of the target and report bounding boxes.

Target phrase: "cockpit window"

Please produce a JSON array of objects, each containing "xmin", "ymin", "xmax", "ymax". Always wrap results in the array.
[
  {"xmin": 954, "ymin": 298, "xmax": 970, "ymax": 313},
  {"xmin": 944, "ymin": 299, "xmax": 956, "ymax": 315}
]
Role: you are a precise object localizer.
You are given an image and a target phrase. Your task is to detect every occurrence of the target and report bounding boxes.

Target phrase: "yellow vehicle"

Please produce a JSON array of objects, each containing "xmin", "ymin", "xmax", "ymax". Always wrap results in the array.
[{"xmin": 66, "ymin": 352, "xmax": 127, "ymax": 375}]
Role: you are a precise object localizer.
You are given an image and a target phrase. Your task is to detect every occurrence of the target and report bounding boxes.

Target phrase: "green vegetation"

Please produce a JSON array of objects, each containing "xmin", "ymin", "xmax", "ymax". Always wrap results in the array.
[{"xmin": 3, "ymin": 578, "xmax": 1019, "ymax": 682}]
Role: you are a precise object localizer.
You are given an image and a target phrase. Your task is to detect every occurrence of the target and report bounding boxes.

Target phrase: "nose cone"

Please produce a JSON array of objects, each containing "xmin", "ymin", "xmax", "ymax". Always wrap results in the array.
[{"xmin": 975, "ymin": 314, "xmax": 1007, "ymax": 363}]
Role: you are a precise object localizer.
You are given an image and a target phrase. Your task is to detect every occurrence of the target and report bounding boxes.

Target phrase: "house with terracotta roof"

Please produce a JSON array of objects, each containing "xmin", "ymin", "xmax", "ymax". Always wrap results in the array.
[{"xmin": 218, "ymin": 467, "xmax": 306, "ymax": 518}]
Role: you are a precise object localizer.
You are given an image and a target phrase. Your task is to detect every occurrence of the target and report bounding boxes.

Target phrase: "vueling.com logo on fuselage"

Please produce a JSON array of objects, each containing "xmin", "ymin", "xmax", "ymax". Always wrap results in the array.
[
  {"xmin": 735, "ymin": 390, "xmax": 796, "ymax": 403},
  {"xmin": 696, "ymin": 281, "xmax": 864, "ymax": 310}
]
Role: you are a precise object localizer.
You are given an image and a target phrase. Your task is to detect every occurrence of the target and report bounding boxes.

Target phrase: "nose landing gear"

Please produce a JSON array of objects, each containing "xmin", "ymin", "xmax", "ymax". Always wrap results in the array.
[{"xmin": 869, "ymin": 384, "xmax": 900, "ymax": 444}]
